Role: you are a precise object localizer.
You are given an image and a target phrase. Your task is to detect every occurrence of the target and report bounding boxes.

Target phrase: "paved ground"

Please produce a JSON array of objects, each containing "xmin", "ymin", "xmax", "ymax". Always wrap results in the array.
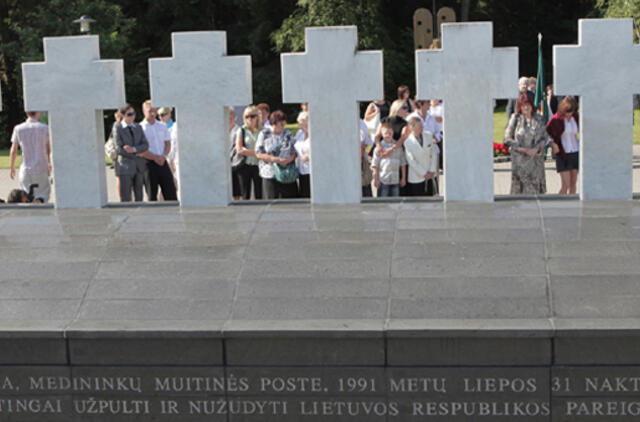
[
  {"xmin": 0, "ymin": 199, "xmax": 638, "ymax": 334},
  {"xmin": 2, "ymin": 145, "xmax": 639, "ymax": 202}
]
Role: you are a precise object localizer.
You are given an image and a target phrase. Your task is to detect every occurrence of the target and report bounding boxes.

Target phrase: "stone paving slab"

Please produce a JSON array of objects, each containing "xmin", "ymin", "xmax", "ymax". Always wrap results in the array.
[{"xmin": 0, "ymin": 199, "xmax": 639, "ymax": 337}]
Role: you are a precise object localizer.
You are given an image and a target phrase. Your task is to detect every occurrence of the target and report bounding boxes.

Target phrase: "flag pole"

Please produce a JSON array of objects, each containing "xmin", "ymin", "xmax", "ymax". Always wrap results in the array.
[{"xmin": 534, "ymin": 32, "xmax": 549, "ymax": 121}]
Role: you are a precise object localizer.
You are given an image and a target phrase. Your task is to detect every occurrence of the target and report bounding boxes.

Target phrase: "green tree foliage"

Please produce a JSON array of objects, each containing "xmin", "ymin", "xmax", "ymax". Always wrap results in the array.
[
  {"xmin": 596, "ymin": 0, "xmax": 640, "ymax": 41},
  {"xmin": 472, "ymin": 0, "xmax": 599, "ymax": 93},
  {"xmin": 0, "ymin": 0, "xmax": 608, "ymax": 148},
  {"xmin": 272, "ymin": 0, "xmax": 385, "ymax": 52},
  {"xmin": 0, "ymin": 0, "xmax": 135, "ymax": 147}
]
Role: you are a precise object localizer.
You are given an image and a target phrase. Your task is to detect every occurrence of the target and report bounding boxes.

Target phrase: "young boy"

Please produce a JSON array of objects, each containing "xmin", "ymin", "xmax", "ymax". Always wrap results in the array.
[{"xmin": 371, "ymin": 122, "xmax": 406, "ymax": 197}]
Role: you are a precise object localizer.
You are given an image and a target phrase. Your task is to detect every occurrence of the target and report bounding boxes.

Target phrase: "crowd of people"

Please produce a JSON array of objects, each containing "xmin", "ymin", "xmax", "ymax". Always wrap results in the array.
[{"xmin": 3, "ymin": 79, "xmax": 581, "ymax": 204}]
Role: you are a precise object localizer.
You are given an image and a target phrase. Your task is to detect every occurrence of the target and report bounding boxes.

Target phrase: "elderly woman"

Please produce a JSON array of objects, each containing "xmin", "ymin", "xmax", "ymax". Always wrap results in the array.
[
  {"xmin": 235, "ymin": 105, "xmax": 263, "ymax": 200},
  {"xmin": 546, "ymin": 96, "xmax": 579, "ymax": 194},
  {"xmin": 504, "ymin": 94, "xmax": 547, "ymax": 195},
  {"xmin": 294, "ymin": 111, "xmax": 311, "ymax": 197},
  {"xmin": 255, "ymin": 110, "xmax": 297, "ymax": 199}
]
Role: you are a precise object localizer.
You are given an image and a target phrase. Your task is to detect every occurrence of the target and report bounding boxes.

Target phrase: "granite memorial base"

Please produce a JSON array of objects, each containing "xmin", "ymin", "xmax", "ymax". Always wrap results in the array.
[
  {"xmin": 1, "ymin": 200, "xmax": 639, "ymax": 421},
  {"xmin": 3, "ymin": 331, "xmax": 640, "ymax": 421}
]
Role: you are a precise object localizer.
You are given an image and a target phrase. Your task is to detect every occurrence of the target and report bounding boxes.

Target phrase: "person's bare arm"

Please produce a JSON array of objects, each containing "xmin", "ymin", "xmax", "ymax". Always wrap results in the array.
[
  {"xmin": 9, "ymin": 142, "xmax": 18, "ymax": 180},
  {"xmin": 372, "ymin": 167, "xmax": 380, "ymax": 189},
  {"xmin": 237, "ymin": 132, "xmax": 257, "ymax": 157},
  {"xmin": 393, "ymin": 126, "xmax": 410, "ymax": 150},
  {"xmin": 255, "ymin": 152, "xmax": 276, "ymax": 163},
  {"xmin": 46, "ymin": 140, "xmax": 52, "ymax": 175},
  {"xmin": 163, "ymin": 140, "xmax": 171, "ymax": 156},
  {"xmin": 364, "ymin": 102, "xmax": 378, "ymax": 121}
]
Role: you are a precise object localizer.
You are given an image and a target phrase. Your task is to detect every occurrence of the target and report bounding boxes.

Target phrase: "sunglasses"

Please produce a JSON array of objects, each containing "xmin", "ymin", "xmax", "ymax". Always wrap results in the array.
[
  {"xmin": 125, "ymin": 112, "xmax": 135, "ymax": 116},
  {"xmin": 159, "ymin": 113, "xmax": 169, "ymax": 117},
  {"xmin": 246, "ymin": 115, "xmax": 258, "ymax": 119}
]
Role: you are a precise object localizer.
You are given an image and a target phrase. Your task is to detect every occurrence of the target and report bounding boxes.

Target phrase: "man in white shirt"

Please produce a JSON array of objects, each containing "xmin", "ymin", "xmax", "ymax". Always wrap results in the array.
[
  {"xmin": 139, "ymin": 100, "xmax": 177, "ymax": 201},
  {"xmin": 9, "ymin": 111, "xmax": 51, "ymax": 202}
]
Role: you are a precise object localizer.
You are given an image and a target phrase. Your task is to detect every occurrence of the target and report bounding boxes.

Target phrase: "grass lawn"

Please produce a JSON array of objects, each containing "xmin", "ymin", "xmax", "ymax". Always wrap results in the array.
[
  {"xmin": 1, "ymin": 111, "xmax": 638, "ymax": 169},
  {"xmin": 0, "ymin": 151, "xmax": 19, "ymax": 169}
]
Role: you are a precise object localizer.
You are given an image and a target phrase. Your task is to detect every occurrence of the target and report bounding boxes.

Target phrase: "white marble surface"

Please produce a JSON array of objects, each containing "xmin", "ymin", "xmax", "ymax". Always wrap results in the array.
[
  {"xmin": 281, "ymin": 26, "xmax": 383, "ymax": 204},
  {"xmin": 149, "ymin": 32, "xmax": 251, "ymax": 206},
  {"xmin": 22, "ymin": 36, "xmax": 125, "ymax": 208},
  {"xmin": 554, "ymin": 19, "xmax": 639, "ymax": 200},
  {"xmin": 416, "ymin": 23, "xmax": 517, "ymax": 202}
]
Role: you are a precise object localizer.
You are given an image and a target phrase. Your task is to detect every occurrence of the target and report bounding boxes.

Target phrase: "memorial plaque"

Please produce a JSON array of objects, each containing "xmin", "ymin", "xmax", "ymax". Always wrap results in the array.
[
  {"xmin": 0, "ymin": 365, "xmax": 559, "ymax": 420},
  {"xmin": 551, "ymin": 367, "xmax": 640, "ymax": 421}
]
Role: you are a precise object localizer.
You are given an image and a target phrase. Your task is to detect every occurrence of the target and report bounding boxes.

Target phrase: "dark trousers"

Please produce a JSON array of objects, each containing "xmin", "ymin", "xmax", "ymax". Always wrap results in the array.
[
  {"xmin": 426, "ymin": 178, "xmax": 438, "ymax": 196},
  {"xmin": 262, "ymin": 178, "xmax": 278, "ymax": 199},
  {"xmin": 279, "ymin": 181, "xmax": 298, "ymax": 198},
  {"xmin": 362, "ymin": 185, "xmax": 372, "ymax": 197},
  {"xmin": 237, "ymin": 164, "xmax": 262, "ymax": 200},
  {"xmin": 407, "ymin": 181, "xmax": 426, "ymax": 196},
  {"xmin": 119, "ymin": 172, "xmax": 145, "ymax": 202},
  {"xmin": 231, "ymin": 168, "xmax": 241, "ymax": 197},
  {"xmin": 298, "ymin": 174, "xmax": 310, "ymax": 198},
  {"xmin": 262, "ymin": 177, "xmax": 298, "ymax": 199},
  {"xmin": 146, "ymin": 160, "xmax": 177, "ymax": 201},
  {"xmin": 407, "ymin": 179, "xmax": 437, "ymax": 196}
]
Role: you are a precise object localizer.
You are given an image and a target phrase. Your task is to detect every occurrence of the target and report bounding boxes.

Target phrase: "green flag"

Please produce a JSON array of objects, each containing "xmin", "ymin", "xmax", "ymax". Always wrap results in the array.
[{"xmin": 534, "ymin": 33, "xmax": 549, "ymax": 121}]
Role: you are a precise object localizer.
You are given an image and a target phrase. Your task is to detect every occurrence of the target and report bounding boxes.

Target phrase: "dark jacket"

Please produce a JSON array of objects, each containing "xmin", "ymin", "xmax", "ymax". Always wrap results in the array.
[
  {"xmin": 114, "ymin": 122, "xmax": 149, "ymax": 176},
  {"xmin": 546, "ymin": 112, "xmax": 579, "ymax": 160}
]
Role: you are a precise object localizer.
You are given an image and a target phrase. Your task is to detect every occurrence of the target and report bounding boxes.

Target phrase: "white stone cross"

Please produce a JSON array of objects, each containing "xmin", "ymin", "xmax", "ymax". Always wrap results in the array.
[
  {"xmin": 416, "ymin": 22, "xmax": 518, "ymax": 201},
  {"xmin": 149, "ymin": 32, "xmax": 251, "ymax": 206},
  {"xmin": 22, "ymin": 36, "xmax": 125, "ymax": 208},
  {"xmin": 281, "ymin": 26, "xmax": 383, "ymax": 203},
  {"xmin": 554, "ymin": 19, "xmax": 640, "ymax": 200}
]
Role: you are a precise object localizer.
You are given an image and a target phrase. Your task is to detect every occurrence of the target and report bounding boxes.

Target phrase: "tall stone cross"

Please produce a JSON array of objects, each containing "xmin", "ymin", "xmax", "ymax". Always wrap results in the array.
[
  {"xmin": 22, "ymin": 36, "xmax": 125, "ymax": 208},
  {"xmin": 150, "ymin": 32, "xmax": 251, "ymax": 206},
  {"xmin": 416, "ymin": 22, "xmax": 517, "ymax": 201},
  {"xmin": 281, "ymin": 26, "xmax": 383, "ymax": 204},
  {"xmin": 554, "ymin": 19, "xmax": 640, "ymax": 200}
]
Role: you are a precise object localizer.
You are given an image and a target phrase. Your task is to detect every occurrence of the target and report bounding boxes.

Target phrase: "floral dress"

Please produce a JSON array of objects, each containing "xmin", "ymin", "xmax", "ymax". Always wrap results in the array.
[{"xmin": 504, "ymin": 113, "xmax": 547, "ymax": 195}]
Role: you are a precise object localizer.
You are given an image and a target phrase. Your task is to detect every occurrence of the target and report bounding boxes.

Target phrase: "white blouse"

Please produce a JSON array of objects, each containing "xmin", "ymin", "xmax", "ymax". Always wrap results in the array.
[{"xmin": 561, "ymin": 117, "xmax": 579, "ymax": 153}]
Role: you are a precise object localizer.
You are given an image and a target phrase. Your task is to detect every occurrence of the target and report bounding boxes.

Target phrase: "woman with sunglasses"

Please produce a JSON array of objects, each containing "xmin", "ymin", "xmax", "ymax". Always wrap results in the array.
[
  {"xmin": 157, "ymin": 107, "xmax": 174, "ymax": 129},
  {"xmin": 234, "ymin": 106, "xmax": 264, "ymax": 200},
  {"xmin": 546, "ymin": 96, "xmax": 580, "ymax": 195}
]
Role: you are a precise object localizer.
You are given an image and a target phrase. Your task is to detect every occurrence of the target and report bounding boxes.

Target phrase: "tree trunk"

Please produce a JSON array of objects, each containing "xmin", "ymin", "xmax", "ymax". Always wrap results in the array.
[{"xmin": 461, "ymin": 0, "xmax": 471, "ymax": 21}]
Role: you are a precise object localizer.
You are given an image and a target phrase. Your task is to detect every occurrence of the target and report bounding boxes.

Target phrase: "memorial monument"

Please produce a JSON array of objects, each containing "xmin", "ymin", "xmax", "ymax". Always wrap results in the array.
[
  {"xmin": 416, "ymin": 22, "xmax": 517, "ymax": 201},
  {"xmin": 554, "ymin": 18, "xmax": 640, "ymax": 200},
  {"xmin": 150, "ymin": 31, "xmax": 251, "ymax": 206},
  {"xmin": 22, "ymin": 36, "xmax": 125, "ymax": 209},
  {"xmin": 0, "ymin": 19, "xmax": 639, "ymax": 422},
  {"xmin": 281, "ymin": 26, "xmax": 383, "ymax": 204}
]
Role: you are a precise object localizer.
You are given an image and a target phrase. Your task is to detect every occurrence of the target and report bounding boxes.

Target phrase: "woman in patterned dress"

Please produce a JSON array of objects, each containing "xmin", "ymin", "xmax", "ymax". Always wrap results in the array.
[{"xmin": 504, "ymin": 93, "xmax": 547, "ymax": 195}]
